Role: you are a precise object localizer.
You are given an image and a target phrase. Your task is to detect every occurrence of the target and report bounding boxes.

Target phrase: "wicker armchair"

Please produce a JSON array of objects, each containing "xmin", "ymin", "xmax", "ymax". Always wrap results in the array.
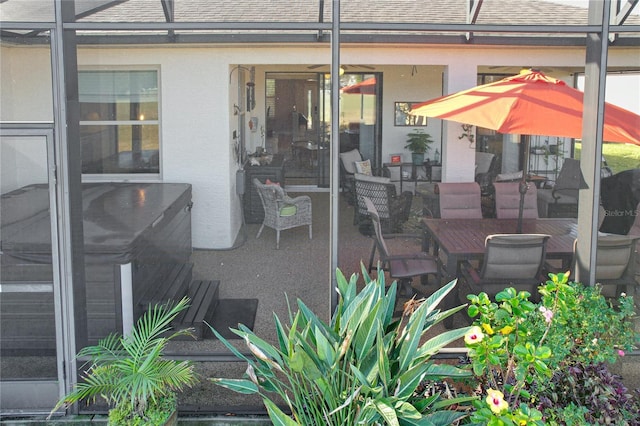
[
  {"xmin": 339, "ymin": 149, "xmax": 363, "ymax": 203},
  {"xmin": 253, "ymin": 178, "xmax": 312, "ymax": 249},
  {"xmin": 354, "ymin": 173, "xmax": 412, "ymax": 234}
]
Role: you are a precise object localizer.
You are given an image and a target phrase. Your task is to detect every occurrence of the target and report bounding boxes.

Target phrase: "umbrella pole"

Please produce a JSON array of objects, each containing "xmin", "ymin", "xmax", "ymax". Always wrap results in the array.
[
  {"xmin": 517, "ymin": 179, "xmax": 527, "ymax": 233},
  {"xmin": 517, "ymin": 135, "xmax": 531, "ymax": 233}
]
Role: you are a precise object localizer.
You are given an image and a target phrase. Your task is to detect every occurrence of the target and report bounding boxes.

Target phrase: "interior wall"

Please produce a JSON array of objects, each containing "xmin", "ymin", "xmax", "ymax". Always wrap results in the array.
[{"xmin": 379, "ymin": 65, "xmax": 445, "ymax": 164}]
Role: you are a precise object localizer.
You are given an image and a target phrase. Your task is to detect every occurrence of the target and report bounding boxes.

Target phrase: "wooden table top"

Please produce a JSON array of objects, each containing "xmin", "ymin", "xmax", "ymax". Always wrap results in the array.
[{"xmin": 422, "ymin": 218, "xmax": 577, "ymax": 258}]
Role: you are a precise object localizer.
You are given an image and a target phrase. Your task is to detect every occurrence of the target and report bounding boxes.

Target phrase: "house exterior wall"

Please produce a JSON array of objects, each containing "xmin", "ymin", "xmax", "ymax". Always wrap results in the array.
[
  {"xmin": 3, "ymin": 43, "xmax": 639, "ymax": 248},
  {"xmin": 78, "ymin": 47, "xmax": 238, "ymax": 249},
  {"xmin": 0, "ymin": 45, "xmax": 53, "ymax": 122}
]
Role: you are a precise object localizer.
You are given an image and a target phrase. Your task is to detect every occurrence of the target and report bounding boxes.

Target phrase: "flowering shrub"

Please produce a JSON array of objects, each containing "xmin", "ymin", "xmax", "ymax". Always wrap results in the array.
[
  {"xmin": 464, "ymin": 287, "xmax": 549, "ymax": 425},
  {"xmin": 463, "ymin": 272, "xmax": 639, "ymax": 425},
  {"xmin": 531, "ymin": 272, "xmax": 637, "ymax": 368}
]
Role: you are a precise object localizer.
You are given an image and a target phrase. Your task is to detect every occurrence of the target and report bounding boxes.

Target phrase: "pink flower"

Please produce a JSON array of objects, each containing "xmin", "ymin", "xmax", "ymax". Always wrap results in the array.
[
  {"xmin": 539, "ymin": 306, "xmax": 554, "ymax": 323},
  {"xmin": 618, "ymin": 350, "xmax": 625, "ymax": 357}
]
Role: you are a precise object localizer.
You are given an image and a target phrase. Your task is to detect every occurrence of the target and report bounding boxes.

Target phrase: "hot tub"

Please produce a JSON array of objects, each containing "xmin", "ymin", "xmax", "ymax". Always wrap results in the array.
[{"xmin": 1, "ymin": 182, "xmax": 193, "ymax": 352}]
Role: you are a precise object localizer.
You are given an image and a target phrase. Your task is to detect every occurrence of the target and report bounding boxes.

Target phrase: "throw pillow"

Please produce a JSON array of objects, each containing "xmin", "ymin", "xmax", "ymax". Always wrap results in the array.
[
  {"xmin": 265, "ymin": 179, "xmax": 280, "ymax": 186},
  {"xmin": 355, "ymin": 159, "xmax": 372, "ymax": 176}
]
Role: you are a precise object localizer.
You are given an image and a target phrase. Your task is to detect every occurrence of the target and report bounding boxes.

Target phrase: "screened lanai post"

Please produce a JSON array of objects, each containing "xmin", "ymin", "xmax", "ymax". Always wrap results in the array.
[
  {"xmin": 575, "ymin": 0, "xmax": 610, "ymax": 286},
  {"xmin": 330, "ymin": 0, "xmax": 341, "ymax": 313},
  {"xmin": 56, "ymin": 0, "xmax": 89, "ymax": 407}
]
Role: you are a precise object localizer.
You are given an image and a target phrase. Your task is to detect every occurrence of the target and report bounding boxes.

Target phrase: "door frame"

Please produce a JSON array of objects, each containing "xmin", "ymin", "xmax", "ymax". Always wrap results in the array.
[{"xmin": 0, "ymin": 124, "xmax": 66, "ymax": 413}]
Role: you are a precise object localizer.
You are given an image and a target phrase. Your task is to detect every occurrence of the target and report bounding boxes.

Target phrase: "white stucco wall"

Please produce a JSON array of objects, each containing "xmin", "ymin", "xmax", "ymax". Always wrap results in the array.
[
  {"xmin": 0, "ymin": 45, "xmax": 53, "ymax": 121},
  {"xmin": 3, "ymin": 42, "xmax": 639, "ymax": 249},
  {"xmin": 77, "ymin": 48, "xmax": 238, "ymax": 249}
]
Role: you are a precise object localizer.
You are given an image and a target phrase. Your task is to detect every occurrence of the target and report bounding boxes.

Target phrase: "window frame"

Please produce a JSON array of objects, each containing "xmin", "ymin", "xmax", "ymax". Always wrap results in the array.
[{"xmin": 79, "ymin": 65, "xmax": 162, "ymax": 182}]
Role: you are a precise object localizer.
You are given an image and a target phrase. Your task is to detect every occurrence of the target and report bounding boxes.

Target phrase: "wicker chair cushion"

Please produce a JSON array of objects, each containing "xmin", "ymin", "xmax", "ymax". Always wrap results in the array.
[
  {"xmin": 279, "ymin": 205, "xmax": 297, "ymax": 216},
  {"xmin": 354, "ymin": 173, "xmax": 391, "ymax": 184},
  {"xmin": 339, "ymin": 149, "xmax": 362, "ymax": 174}
]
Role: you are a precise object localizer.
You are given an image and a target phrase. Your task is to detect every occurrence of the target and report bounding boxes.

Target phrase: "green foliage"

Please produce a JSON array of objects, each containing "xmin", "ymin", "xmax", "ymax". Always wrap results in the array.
[
  {"xmin": 463, "ymin": 272, "xmax": 639, "ymax": 425},
  {"xmin": 538, "ymin": 362, "xmax": 640, "ymax": 425},
  {"xmin": 532, "ymin": 273, "xmax": 638, "ymax": 368},
  {"xmin": 49, "ymin": 297, "xmax": 198, "ymax": 425},
  {"xmin": 404, "ymin": 128, "xmax": 434, "ymax": 154},
  {"xmin": 210, "ymin": 266, "xmax": 475, "ymax": 425},
  {"xmin": 575, "ymin": 141, "xmax": 640, "ymax": 174},
  {"xmin": 108, "ymin": 393, "xmax": 177, "ymax": 425},
  {"xmin": 465, "ymin": 288, "xmax": 549, "ymax": 425}
]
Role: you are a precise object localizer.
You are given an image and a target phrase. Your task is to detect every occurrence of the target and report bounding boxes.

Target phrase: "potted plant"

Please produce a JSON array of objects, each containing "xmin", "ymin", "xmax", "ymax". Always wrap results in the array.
[
  {"xmin": 48, "ymin": 297, "xmax": 198, "ymax": 426},
  {"xmin": 405, "ymin": 128, "xmax": 434, "ymax": 165}
]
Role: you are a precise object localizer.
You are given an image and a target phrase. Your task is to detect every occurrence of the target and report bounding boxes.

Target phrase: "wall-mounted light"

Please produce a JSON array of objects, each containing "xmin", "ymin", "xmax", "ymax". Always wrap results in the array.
[{"xmin": 324, "ymin": 67, "xmax": 345, "ymax": 78}]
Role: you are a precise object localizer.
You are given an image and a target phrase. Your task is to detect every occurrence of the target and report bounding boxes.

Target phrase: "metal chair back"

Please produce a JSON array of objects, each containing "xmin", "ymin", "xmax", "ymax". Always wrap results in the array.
[{"xmin": 437, "ymin": 182, "xmax": 483, "ymax": 219}]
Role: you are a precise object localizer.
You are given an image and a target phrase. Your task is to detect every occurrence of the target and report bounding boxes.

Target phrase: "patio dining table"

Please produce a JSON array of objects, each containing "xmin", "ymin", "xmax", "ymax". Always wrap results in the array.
[{"xmin": 422, "ymin": 218, "xmax": 577, "ymax": 278}]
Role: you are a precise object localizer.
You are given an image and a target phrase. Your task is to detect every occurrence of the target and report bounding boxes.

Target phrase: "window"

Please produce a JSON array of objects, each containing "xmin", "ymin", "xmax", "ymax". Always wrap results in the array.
[{"xmin": 79, "ymin": 70, "xmax": 160, "ymax": 174}]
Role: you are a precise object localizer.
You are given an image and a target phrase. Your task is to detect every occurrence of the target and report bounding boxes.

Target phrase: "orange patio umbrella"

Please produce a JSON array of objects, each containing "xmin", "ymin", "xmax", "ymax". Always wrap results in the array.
[
  {"xmin": 410, "ymin": 69, "xmax": 640, "ymax": 232},
  {"xmin": 340, "ymin": 76, "xmax": 377, "ymax": 95},
  {"xmin": 410, "ymin": 69, "xmax": 640, "ymax": 145}
]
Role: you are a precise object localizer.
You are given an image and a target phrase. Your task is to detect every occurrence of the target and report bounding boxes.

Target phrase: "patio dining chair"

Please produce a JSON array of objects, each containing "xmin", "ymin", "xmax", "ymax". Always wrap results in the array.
[
  {"xmin": 436, "ymin": 182, "xmax": 483, "ymax": 219},
  {"xmin": 537, "ymin": 158, "xmax": 587, "ymax": 218},
  {"xmin": 494, "ymin": 181, "xmax": 539, "ymax": 219},
  {"xmin": 459, "ymin": 233, "xmax": 551, "ymax": 302},
  {"xmin": 571, "ymin": 234, "xmax": 639, "ymax": 299},
  {"xmin": 475, "ymin": 152, "xmax": 501, "ymax": 196},
  {"xmin": 253, "ymin": 178, "xmax": 312, "ymax": 249},
  {"xmin": 364, "ymin": 197, "xmax": 441, "ymax": 297}
]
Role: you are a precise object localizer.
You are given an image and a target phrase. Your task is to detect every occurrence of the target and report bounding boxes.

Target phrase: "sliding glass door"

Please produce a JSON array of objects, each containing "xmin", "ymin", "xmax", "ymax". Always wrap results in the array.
[
  {"xmin": 337, "ymin": 73, "xmax": 381, "ymax": 165},
  {"xmin": 265, "ymin": 72, "xmax": 327, "ymax": 186}
]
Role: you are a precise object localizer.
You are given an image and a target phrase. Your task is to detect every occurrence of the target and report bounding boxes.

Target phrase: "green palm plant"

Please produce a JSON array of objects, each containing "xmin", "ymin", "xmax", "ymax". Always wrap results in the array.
[
  {"xmin": 210, "ymin": 266, "xmax": 475, "ymax": 426},
  {"xmin": 49, "ymin": 297, "xmax": 198, "ymax": 425}
]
